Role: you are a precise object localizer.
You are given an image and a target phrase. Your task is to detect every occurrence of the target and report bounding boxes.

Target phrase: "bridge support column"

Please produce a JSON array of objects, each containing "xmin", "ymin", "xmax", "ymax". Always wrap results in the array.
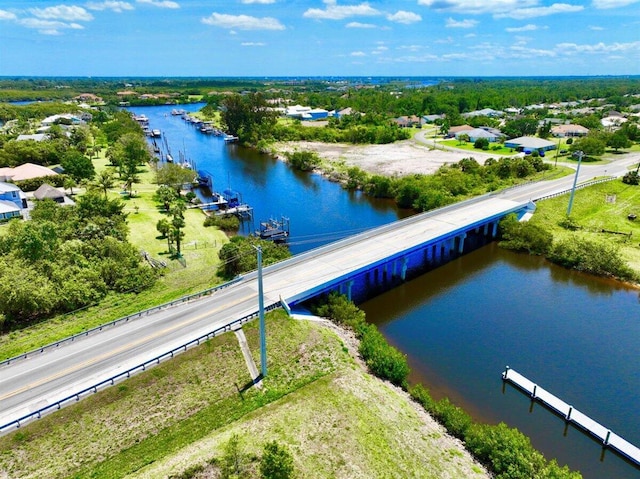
[
  {"xmin": 339, "ymin": 280, "xmax": 354, "ymax": 301},
  {"xmin": 457, "ymin": 233, "xmax": 467, "ymax": 254},
  {"xmin": 401, "ymin": 257, "xmax": 408, "ymax": 281},
  {"xmin": 483, "ymin": 223, "xmax": 489, "ymax": 236},
  {"xmin": 449, "ymin": 238, "xmax": 456, "ymax": 256},
  {"xmin": 492, "ymin": 221, "xmax": 499, "ymax": 238}
]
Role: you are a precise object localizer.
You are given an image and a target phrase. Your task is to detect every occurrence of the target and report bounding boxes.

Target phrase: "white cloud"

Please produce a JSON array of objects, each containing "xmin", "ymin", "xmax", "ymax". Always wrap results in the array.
[
  {"xmin": 303, "ymin": 0, "xmax": 380, "ymax": 20},
  {"xmin": 589, "ymin": 25, "xmax": 605, "ymax": 30},
  {"xmin": 505, "ymin": 24, "xmax": 540, "ymax": 32},
  {"xmin": 556, "ymin": 40, "xmax": 640, "ymax": 54},
  {"xmin": 446, "ymin": 17, "xmax": 477, "ymax": 28},
  {"xmin": 387, "ymin": 10, "xmax": 421, "ymax": 24},
  {"xmin": 398, "ymin": 44, "xmax": 425, "ymax": 52},
  {"xmin": 346, "ymin": 21, "xmax": 376, "ymax": 28},
  {"xmin": 509, "ymin": 45, "xmax": 556, "ymax": 58},
  {"xmin": 496, "ymin": 3, "xmax": 583, "ymax": 19},
  {"xmin": 29, "ymin": 5, "xmax": 93, "ymax": 21},
  {"xmin": 241, "ymin": 42, "xmax": 266, "ymax": 46},
  {"xmin": 464, "ymin": 32, "xmax": 476, "ymax": 37},
  {"xmin": 418, "ymin": 0, "xmax": 537, "ymax": 15},
  {"xmin": 0, "ymin": 9, "xmax": 17, "ymax": 20},
  {"xmin": 435, "ymin": 36, "xmax": 454, "ymax": 43},
  {"xmin": 18, "ymin": 18, "xmax": 85, "ymax": 34},
  {"xmin": 592, "ymin": 0, "xmax": 639, "ymax": 8},
  {"xmin": 202, "ymin": 13, "xmax": 285, "ymax": 30},
  {"xmin": 86, "ymin": 1, "xmax": 134, "ymax": 12},
  {"xmin": 351, "ymin": 51, "xmax": 367, "ymax": 56},
  {"xmin": 241, "ymin": 0, "xmax": 275, "ymax": 3},
  {"xmin": 136, "ymin": 0, "xmax": 179, "ymax": 8}
]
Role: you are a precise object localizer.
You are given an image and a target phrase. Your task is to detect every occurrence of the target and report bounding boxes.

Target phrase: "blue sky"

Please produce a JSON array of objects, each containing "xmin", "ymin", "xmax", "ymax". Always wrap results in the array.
[{"xmin": 1, "ymin": 0, "xmax": 639, "ymax": 77}]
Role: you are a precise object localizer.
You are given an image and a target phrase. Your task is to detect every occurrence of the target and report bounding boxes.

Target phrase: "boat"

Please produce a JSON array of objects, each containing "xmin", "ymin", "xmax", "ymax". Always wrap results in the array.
[
  {"xmin": 223, "ymin": 135, "xmax": 239, "ymax": 143},
  {"xmin": 196, "ymin": 170, "xmax": 213, "ymax": 188},
  {"xmin": 151, "ymin": 129, "xmax": 162, "ymax": 138},
  {"xmin": 256, "ymin": 217, "xmax": 290, "ymax": 243}
]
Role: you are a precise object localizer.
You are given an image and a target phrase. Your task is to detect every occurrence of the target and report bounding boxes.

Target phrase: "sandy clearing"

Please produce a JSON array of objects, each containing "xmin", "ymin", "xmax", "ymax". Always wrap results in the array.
[{"xmin": 274, "ymin": 131, "xmax": 498, "ymax": 177}]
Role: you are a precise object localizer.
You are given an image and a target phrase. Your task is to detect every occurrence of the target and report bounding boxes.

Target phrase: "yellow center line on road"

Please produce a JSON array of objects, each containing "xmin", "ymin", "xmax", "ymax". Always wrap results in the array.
[{"xmin": 0, "ymin": 290, "xmax": 257, "ymax": 403}]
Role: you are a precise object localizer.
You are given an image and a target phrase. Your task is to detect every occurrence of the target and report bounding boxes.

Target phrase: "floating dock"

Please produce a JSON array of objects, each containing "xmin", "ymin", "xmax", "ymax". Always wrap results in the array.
[{"xmin": 502, "ymin": 367, "xmax": 640, "ymax": 466}]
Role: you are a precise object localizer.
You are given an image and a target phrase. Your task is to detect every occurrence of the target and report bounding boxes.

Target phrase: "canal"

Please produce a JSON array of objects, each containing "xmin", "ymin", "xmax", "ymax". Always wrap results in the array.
[{"xmin": 131, "ymin": 104, "xmax": 640, "ymax": 479}]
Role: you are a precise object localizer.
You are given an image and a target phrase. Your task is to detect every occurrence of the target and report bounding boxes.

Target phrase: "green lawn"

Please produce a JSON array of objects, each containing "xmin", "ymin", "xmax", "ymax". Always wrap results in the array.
[
  {"xmin": 440, "ymin": 139, "xmax": 517, "ymax": 156},
  {"xmin": 530, "ymin": 179, "xmax": 640, "ymax": 273}
]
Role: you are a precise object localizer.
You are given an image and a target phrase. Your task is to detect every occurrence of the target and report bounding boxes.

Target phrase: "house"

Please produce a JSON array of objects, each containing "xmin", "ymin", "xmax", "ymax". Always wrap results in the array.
[
  {"xmin": 504, "ymin": 136, "xmax": 557, "ymax": 154},
  {"xmin": 456, "ymin": 128, "xmax": 500, "ymax": 143},
  {"xmin": 446, "ymin": 124, "xmax": 474, "ymax": 138},
  {"xmin": 16, "ymin": 133, "xmax": 48, "ymax": 142},
  {"xmin": 33, "ymin": 183, "xmax": 72, "ymax": 205},
  {"xmin": 551, "ymin": 124, "xmax": 590, "ymax": 138},
  {"xmin": 307, "ymin": 108, "xmax": 329, "ymax": 121},
  {"xmin": 393, "ymin": 115, "xmax": 422, "ymax": 128},
  {"xmin": 286, "ymin": 105, "xmax": 312, "ymax": 119},
  {"xmin": 41, "ymin": 114, "xmax": 84, "ymax": 127},
  {"xmin": 0, "ymin": 181, "xmax": 28, "ymax": 211},
  {"xmin": 73, "ymin": 93, "xmax": 103, "ymax": 104},
  {"xmin": 0, "ymin": 200, "xmax": 21, "ymax": 221},
  {"xmin": 461, "ymin": 108, "xmax": 504, "ymax": 118},
  {"xmin": 0, "ymin": 163, "xmax": 58, "ymax": 183},
  {"xmin": 422, "ymin": 114, "xmax": 445, "ymax": 123},
  {"xmin": 334, "ymin": 107, "xmax": 354, "ymax": 118}
]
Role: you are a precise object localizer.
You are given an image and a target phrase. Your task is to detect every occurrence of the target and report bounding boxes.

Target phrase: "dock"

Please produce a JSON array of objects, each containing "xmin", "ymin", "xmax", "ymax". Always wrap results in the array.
[{"xmin": 502, "ymin": 367, "xmax": 640, "ymax": 466}]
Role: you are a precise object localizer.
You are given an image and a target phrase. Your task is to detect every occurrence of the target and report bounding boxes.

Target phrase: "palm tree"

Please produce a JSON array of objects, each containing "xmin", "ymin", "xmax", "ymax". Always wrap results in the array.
[{"xmin": 93, "ymin": 169, "xmax": 116, "ymax": 199}]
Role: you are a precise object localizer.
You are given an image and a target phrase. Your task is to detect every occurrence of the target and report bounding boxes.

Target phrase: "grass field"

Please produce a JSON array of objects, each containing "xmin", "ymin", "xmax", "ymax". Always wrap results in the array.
[{"xmin": 0, "ymin": 311, "xmax": 487, "ymax": 479}]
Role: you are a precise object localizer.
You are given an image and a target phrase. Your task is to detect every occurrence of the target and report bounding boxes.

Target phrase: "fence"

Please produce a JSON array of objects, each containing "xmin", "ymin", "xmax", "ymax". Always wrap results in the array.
[{"xmin": 0, "ymin": 301, "xmax": 281, "ymax": 434}]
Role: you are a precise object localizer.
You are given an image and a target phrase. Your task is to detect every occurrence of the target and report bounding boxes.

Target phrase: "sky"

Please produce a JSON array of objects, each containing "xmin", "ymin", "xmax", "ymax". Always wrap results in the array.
[{"xmin": 1, "ymin": 0, "xmax": 639, "ymax": 77}]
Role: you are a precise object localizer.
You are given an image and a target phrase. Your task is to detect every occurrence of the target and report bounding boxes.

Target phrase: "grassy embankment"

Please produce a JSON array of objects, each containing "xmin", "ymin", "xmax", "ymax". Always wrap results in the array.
[
  {"xmin": 0, "ymin": 310, "xmax": 488, "ymax": 479},
  {"xmin": 528, "ymin": 177, "xmax": 640, "ymax": 274},
  {"xmin": 0, "ymin": 153, "xmax": 229, "ymax": 361}
]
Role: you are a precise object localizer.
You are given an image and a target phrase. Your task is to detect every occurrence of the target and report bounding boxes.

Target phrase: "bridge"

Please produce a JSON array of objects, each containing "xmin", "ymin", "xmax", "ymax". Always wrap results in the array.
[{"xmin": 1, "ymin": 153, "xmax": 638, "ymax": 433}]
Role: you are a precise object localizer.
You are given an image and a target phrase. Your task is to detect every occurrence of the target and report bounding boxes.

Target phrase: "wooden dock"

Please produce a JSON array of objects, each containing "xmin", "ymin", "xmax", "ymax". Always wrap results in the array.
[{"xmin": 502, "ymin": 367, "xmax": 640, "ymax": 466}]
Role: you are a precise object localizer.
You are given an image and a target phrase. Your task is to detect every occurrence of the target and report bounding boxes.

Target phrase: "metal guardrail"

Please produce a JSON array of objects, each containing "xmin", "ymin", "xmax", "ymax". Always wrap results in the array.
[
  {"xmin": 0, "ymin": 277, "xmax": 244, "ymax": 367},
  {"xmin": 532, "ymin": 176, "xmax": 616, "ymax": 203},
  {"xmin": 0, "ymin": 300, "xmax": 281, "ymax": 434}
]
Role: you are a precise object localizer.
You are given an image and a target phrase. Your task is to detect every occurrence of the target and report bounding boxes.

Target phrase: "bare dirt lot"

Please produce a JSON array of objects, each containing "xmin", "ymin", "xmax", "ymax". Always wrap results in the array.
[{"xmin": 274, "ymin": 133, "xmax": 496, "ymax": 177}]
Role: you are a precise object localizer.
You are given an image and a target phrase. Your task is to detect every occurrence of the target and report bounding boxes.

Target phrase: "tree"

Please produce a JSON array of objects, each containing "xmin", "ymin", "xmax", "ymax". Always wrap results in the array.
[
  {"xmin": 169, "ymin": 200, "xmax": 186, "ymax": 256},
  {"xmin": 569, "ymin": 136, "xmax": 606, "ymax": 158},
  {"xmin": 457, "ymin": 133, "xmax": 470, "ymax": 145},
  {"xmin": 121, "ymin": 168, "xmax": 140, "ymax": 197},
  {"xmin": 63, "ymin": 176, "xmax": 76, "ymax": 196},
  {"xmin": 607, "ymin": 130, "xmax": 631, "ymax": 151},
  {"xmin": 473, "ymin": 137, "xmax": 489, "ymax": 150},
  {"xmin": 93, "ymin": 169, "xmax": 116, "ymax": 199},
  {"xmin": 107, "ymin": 133, "xmax": 150, "ymax": 177},
  {"xmin": 154, "ymin": 185, "xmax": 178, "ymax": 211},
  {"xmin": 155, "ymin": 163, "xmax": 196, "ymax": 192},
  {"xmin": 61, "ymin": 149, "xmax": 95, "ymax": 182},
  {"xmin": 260, "ymin": 441, "xmax": 294, "ymax": 479},
  {"xmin": 219, "ymin": 434, "xmax": 250, "ymax": 479},
  {"xmin": 156, "ymin": 218, "xmax": 171, "ymax": 239}
]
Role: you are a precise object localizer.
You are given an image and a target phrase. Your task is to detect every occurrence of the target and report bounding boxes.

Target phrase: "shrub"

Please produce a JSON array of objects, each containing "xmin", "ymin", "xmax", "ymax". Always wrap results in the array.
[
  {"xmin": 549, "ymin": 237, "xmax": 637, "ymax": 281},
  {"xmin": 260, "ymin": 441, "xmax": 294, "ymax": 479},
  {"xmin": 499, "ymin": 214, "xmax": 553, "ymax": 255},
  {"xmin": 204, "ymin": 214, "xmax": 240, "ymax": 232},
  {"xmin": 358, "ymin": 323, "xmax": 410, "ymax": 388}
]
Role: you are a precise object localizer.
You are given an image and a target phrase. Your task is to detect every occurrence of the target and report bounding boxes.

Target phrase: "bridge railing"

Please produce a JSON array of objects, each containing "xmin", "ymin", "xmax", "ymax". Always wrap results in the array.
[
  {"xmin": 0, "ymin": 277, "xmax": 243, "ymax": 367},
  {"xmin": 0, "ymin": 300, "xmax": 281, "ymax": 435},
  {"xmin": 533, "ymin": 176, "xmax": 616, "ymax": 203}
]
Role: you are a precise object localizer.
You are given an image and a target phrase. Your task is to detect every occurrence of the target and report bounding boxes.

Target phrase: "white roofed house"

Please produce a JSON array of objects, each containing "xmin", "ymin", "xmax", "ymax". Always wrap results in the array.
[
  {"xmin": 551, "ymin": 124, "xmax": 590, "ymax": 138},
  {"xmin": 0, "ymin": 182, "xmax": 27, "ymax": 221}
]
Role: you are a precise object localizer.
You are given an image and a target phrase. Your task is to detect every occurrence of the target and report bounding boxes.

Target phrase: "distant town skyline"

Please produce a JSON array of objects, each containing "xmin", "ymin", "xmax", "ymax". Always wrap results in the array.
[{"xmin": 1, "ymin": 0, "xmax": 639, "ymax": 77}]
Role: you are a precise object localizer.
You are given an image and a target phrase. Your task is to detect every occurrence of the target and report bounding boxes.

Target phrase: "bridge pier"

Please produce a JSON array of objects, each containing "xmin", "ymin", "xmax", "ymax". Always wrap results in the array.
[
  {"xmin": 339, "ymin": 280, "xmax": 354, "ymax": 301},
  {"xmin": 457, "ymin": 233, "xmax": 467, "ymax": 254}
]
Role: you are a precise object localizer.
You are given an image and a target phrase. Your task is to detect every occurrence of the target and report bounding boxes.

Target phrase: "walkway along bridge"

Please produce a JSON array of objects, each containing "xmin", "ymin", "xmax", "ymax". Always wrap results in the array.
[{"xmin": 0, "ymin": 192, "xmax": 533, "ymax": 434}]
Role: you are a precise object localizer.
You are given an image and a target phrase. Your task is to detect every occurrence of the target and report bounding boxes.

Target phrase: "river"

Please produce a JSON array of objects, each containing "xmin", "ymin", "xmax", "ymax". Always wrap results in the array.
[{"xmin": 130, "ymin": 104, "xmax": 640, "ymax": 479}]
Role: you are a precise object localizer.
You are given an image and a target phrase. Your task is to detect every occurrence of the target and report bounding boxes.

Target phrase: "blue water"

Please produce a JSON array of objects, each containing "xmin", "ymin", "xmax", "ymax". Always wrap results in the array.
[
  {"xmin": 128, "ymin": 104, "xmax": 406, "ymax": 255},
  {"xmin": 362, "ymin": 243, "xmax": 640, "ymax": 479}
]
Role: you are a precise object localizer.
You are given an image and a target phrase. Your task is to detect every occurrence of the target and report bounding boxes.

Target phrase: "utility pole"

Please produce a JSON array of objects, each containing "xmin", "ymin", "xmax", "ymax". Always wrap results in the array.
[
  {"xmin": 566, "ymin": 150, "xmax": 583, "ymax": 216},
  {"xmin": 256, "ymin": 245, "xmax": 267, "ymax": 378}
]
